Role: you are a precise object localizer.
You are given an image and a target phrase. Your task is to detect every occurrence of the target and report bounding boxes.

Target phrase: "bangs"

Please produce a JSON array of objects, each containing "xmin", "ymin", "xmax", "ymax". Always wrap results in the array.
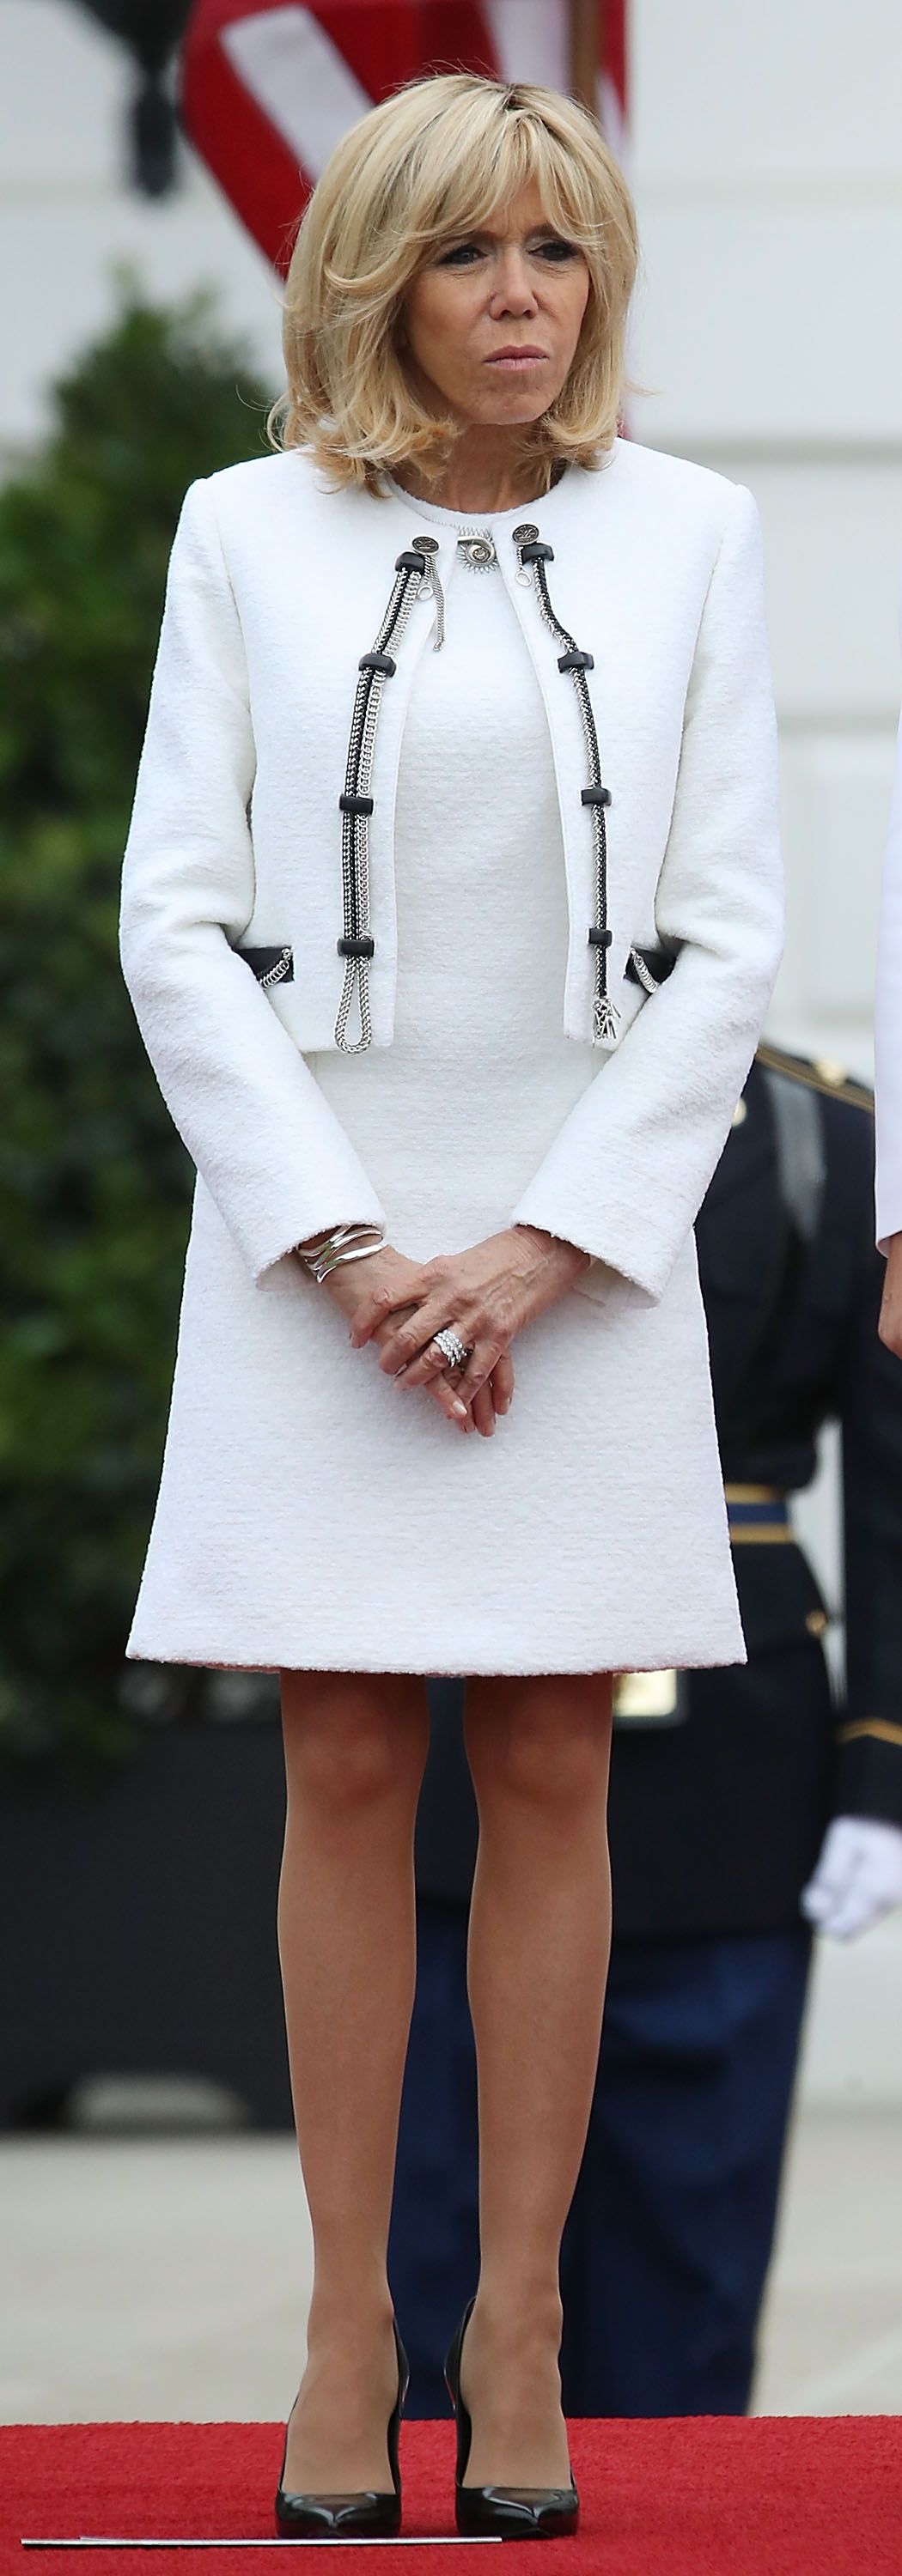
[{"xmin": 391, "ymin": 89, "xmax": 612, "ymax": 258}]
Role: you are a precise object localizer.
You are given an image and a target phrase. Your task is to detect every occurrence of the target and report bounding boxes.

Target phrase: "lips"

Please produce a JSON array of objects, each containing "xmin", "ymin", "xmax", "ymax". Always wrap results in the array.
[{"xmin": 487, "ymin": 349, "xmax": 546, "ymax": 362}]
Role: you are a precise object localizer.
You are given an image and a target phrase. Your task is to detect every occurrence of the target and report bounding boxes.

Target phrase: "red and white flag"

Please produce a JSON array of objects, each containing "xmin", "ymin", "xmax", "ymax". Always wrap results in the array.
[{"xmin": 181, "ymin": 2, "xmax": 627, "ymax": 273}]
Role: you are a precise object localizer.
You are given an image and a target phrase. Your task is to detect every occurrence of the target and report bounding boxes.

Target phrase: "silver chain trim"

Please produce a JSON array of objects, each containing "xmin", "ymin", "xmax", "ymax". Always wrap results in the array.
[
  {"xmin": 258, "ymin": 945, "xmax": 293, "ymax": 990},
  {"xmin": 628, "ymin": 946, "xmax": 661, "ymax": 997},
  {"xmin": 512, "ymin": 522, "xmax": 618, "ymax": 1045},
  {"xmin": 335, "ymin": 549, "xmax": 436, "ymax": 1054}
]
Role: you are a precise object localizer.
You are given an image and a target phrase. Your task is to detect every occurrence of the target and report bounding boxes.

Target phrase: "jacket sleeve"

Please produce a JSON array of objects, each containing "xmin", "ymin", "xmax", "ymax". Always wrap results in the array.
[
  {"xmin": 509, "ymin": 483, "xmax": 784, "ymax": 1301},
  {"xmin": 119, "ymin": 476, "xmax": 387, "ymax": 1284},
  {"xmin": 836, "ymin": 1140, "xmax": 902, "ymax": 1829},
  {"xmin": 874, "ymin": 560, "xmax": 902, "ymax": 1253}
]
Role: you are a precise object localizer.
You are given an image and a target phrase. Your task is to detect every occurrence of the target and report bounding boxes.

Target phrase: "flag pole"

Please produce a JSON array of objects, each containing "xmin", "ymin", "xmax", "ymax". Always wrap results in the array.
[{"xmin": 568, "ymin": 0, "xmax": 602, "ymax": 113}]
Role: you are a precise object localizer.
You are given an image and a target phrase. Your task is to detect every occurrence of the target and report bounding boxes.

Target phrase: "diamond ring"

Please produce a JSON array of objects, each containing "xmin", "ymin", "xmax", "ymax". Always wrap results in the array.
[{"xmin": 433, "ymin": 1326, "xmax": 473, "ymax": 1370}]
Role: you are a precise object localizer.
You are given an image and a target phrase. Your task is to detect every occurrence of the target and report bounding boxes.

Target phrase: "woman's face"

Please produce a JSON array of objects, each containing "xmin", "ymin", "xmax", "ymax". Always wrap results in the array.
[{"xmin": 399, "ymin": 178, "xmax": 590, "ymax": 431}]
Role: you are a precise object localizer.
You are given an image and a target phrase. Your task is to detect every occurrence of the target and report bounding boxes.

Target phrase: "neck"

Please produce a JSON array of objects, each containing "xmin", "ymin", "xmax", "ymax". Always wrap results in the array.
[{"xmin": 393, "ymin": 426, "xmax": 557, "ymax": 516}]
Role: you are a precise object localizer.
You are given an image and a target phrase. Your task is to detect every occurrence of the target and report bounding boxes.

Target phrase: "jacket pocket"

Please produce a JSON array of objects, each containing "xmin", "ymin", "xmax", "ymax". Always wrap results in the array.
[
  {"xmin": 235, "ymin": 943, "xmax": 294, "ymax": 987},
  {"xmin": 625, "ymin": 941, "xmax": 680, "ymax": 996}
]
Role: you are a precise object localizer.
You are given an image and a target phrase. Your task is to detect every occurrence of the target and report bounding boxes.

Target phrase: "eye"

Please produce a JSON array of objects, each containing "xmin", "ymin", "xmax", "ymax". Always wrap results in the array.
[{"xmin": 438, "ymin": 238, "xmax": 579, "ymax": 266}]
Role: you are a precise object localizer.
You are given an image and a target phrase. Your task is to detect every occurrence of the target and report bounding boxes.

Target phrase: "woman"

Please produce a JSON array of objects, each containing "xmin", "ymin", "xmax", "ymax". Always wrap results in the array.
[{"xmin": 119, "ymin": 74, "xmax": 783, "ymax": 2542}]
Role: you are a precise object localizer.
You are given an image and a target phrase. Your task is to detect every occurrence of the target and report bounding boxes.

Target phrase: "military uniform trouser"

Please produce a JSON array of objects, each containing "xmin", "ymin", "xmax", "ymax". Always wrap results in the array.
[{"xmin": 388, "ymin": 1899, "xmax": 812, "ymax": 2418}]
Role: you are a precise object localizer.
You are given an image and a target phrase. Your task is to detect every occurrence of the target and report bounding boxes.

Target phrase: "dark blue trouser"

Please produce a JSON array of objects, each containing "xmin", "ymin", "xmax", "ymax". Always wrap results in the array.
[{"xmin": 387, "ymin": 1901, "xmax": 811, "ymax": 2417}]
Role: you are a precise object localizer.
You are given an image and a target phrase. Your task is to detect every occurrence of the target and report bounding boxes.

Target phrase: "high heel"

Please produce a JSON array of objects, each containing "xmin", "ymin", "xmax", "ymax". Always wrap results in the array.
[
  {"xmin": 275, "ymin": 2314, "xmax": 409, "ymax": 2541},
  {"xmin": 444, "ymin": 2295, "xmax": 580, "ymax": 2542}
]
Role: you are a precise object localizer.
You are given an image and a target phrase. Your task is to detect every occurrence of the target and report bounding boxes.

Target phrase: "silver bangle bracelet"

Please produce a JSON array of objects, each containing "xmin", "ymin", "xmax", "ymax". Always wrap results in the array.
[
  {"xmin": 311, "ymin": 1235, "xmax": 387, "ymax": 1284},
  {"xmin": 296, "ymin": 1223, "xmax": 387, "ymax": 1285}
]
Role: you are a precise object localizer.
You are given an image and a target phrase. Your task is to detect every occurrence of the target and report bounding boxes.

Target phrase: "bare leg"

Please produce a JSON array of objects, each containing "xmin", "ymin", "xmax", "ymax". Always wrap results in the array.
[
  {"xmin": 277, "ymin": 1669, "xmax": 429, "ymax": 2491},
  {"xmin": 460, "ymin": 1673, "xmax": 613, "ymax": 2486}
]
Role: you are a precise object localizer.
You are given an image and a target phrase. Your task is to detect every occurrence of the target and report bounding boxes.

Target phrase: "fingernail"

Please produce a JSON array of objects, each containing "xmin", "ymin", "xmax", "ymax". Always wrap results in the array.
[{"xmin": 453, "ymin": 1401, "xmax": 467, "ymax": 1422}]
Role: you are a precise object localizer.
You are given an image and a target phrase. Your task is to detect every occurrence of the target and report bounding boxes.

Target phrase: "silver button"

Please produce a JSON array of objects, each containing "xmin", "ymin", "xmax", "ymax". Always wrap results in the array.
[{"xmin": 457, "ymin": 534, "xmax": 496, "ymax": 569}]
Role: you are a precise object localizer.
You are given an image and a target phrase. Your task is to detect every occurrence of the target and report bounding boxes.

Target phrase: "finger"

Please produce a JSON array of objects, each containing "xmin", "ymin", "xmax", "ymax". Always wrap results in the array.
[
  {"xmin": 440, "ymin": 1347, "xmax": 495, "ymax": 1413},
  {"xmin": 380, "ymin": 1312, "xmax": 456, "ymax": 1380},
  {"xmin": 390, "ymin": 1338, "xmax": 453, "ymax": 1384},
  {"xmin": 349, "ymin": 1285, "xmax": 424, "ymax": 1348},
  {"xmin": 491, "ymin": 1352, "xmax": 515, "ymax": 1413},
  {"xmin": 801, "ymin": 1880, "xmax": 843, "ymax": 1933},
  {"xmin": 823, "ymin": 1845, "xmax": 902, "ymax": 1940},
  {"xmin": 801, "ymin": 1865, "xmax": 854, "ymax": 1924},
  {"xmin": 805, "ymin": 1821, "xmax": 858, "ymax": 1905},
  {"xmin": 800, "ymin": 1880, "xmax": 834, "ymax": 1925},
  {"xmin": 820, "ymin": 1879, "xmax": 877, "ymax": 1941},
  {"xmin": 801, "ymin": 1838, "xmax": 868, "ymax": 1935},
  {"xmin": 371, "ymin": 1303, "xmax": 419, "ymax": 1353},
  {"xmin": 878, "ymin": 1283, "xmax": 902, "ymax": 1358},
  {"xmin": 428, "ymin": 1376, "xmax": 472, "ymax": 1431},
  {"xmin": 470, "ymin": 1382, "xmax": 497, "ymax": 1438}
]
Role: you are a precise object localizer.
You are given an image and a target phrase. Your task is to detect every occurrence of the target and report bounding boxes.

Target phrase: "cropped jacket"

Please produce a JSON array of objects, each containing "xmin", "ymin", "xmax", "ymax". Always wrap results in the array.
[{"xmin": 119, "ymin": 437, "xmax": 783, "ymax": 1297}]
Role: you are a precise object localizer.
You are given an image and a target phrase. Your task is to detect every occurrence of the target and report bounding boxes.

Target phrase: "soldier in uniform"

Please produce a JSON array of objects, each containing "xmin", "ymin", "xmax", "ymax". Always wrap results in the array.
[{"xmin": 388, "ymin": 1044, "xmax": 902, "ymax": 2416}]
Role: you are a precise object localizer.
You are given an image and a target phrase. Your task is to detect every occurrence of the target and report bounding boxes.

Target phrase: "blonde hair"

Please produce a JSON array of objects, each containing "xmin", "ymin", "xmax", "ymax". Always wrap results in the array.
[{"xmin": 267, "ymin": 71, "xmax": 637, "ymax": 497}]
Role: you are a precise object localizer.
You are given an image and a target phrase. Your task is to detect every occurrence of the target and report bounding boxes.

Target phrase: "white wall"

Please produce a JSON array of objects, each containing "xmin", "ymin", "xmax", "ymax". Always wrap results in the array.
[
  {"xmin": 3, "ymin": 0, "xmax": 902, "ymax": 2096},
  {"xmin": 631, "ymin": 0, "xmax": 902, "ymax": 1083}
]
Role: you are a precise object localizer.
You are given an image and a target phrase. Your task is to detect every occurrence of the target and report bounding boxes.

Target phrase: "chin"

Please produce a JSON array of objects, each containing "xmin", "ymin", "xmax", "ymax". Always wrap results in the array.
[{"xmin": 472, "ymin": 388, "xmax": 550, "ymax": 423}]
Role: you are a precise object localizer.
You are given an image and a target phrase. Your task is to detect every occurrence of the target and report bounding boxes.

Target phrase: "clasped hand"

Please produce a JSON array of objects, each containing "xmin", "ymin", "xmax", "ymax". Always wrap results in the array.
[
  {"xmin": 878, "ymin": 1232, "xmax": 902, "ymax": 1359},
  {"xmin": 320, "ymin": 1225, "xmax": 589, "ymax": 1437}
]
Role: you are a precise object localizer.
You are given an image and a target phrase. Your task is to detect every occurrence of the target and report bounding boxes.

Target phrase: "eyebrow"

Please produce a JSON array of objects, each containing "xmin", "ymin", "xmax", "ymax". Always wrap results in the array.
[{"xmin": 442, "ymin": 222, "xmax": 565, "ymax": 244}]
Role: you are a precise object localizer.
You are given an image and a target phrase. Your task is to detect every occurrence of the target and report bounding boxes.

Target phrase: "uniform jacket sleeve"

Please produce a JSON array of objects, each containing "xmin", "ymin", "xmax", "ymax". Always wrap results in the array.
[
  {"xmin": 509, "ymin": 485, "xmax": 784, "ymax": 1300},
  {"xmin": 837, "ymin": 1157, "xmax": 902, "ymax": 1828},
  {"xmin": 119, "ymin": 477, "xmax": 387, "ymax": 1284},
  {"xmin": 874, "ymin": 558, "xmax": 902, "ymax": 1253}
]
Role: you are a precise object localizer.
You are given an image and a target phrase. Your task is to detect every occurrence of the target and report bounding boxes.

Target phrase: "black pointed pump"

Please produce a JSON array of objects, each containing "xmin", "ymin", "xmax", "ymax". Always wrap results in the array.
[
  {"xmin": 275, "ymin": 2315, "xmax": 409, "ymax": 2541},
  {"xmin": 444, "ymin": 2295, "xmax": 580, "ymax": 2543}
]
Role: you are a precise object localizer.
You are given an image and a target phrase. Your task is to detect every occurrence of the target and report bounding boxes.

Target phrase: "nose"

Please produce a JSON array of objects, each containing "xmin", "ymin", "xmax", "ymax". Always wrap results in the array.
[{"xmin": 487, "ymin": 244, "xmax": 540, "ymax": 315}]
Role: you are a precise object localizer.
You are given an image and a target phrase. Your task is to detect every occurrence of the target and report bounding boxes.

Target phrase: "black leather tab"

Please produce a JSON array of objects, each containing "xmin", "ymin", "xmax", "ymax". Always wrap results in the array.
[
  {"xmin": 519, "ymin": 540, "xmax": 554, "ymax": 562},
  {"xmin": 396, "ymin": 550, "xmax": 430, "ymax": 572},
  {"xmin": 359, "ymin": 651, "xmax": 396, "ymax": 676},
  {"xmin": 588, "ymin": 927, "xmax": 613, "ymax": 949},
  {"xmin": 338, "ymin": 792, "xmax": 374, "ymax": 815},
  {"xmin": 237, "ymin": 944, "xmax": 294, "ymax": 985},
  {"xmin": 558, "ymin": 647, "xmax": 594, "ymax": 671},
  {"xmin": 337, "ymin": 935, "xmax": 375, "ymax": 959},
  {"xmin": 582, "ymin": 785, "xmax": 612, "ymax": 807},
  {"xmin": 625, "ymin": 944, "xmax": 679, "ymax": 990}
]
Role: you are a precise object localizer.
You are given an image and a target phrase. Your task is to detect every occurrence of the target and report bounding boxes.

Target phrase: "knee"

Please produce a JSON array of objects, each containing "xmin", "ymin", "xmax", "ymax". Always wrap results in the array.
[
  {"xmin": 465, "ymin": 1678, "xmax": 612, "ymax": 1824},
  {"xmin": 281, "ymin": 1673, "xmax": 428, "ymax": 1821}
]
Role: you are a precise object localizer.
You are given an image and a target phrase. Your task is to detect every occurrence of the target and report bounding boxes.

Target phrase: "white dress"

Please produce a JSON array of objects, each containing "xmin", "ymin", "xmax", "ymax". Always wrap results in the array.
[{"xmin": 127, "ymin": 473, "xmax": 744, "ymax": 1679}]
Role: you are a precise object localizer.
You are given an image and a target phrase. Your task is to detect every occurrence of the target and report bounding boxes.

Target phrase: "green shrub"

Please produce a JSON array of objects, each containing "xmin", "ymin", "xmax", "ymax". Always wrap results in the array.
[{"xmin": 0, "ymin": 282, "xmax": 275, "ymax": 1760}]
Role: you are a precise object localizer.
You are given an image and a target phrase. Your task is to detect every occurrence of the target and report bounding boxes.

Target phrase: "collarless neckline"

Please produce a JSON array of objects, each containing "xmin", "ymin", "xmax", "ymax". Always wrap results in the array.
[{"xmin": 380, "ymin": 464, "xmax": 572, "ymax": 527}]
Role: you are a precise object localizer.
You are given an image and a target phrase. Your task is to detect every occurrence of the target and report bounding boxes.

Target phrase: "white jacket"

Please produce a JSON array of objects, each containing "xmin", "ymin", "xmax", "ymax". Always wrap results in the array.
[
  {"xmin": 875, "ymin": 560, "xmax": 902, "ymax": 1251},
  {"xmin": 119, "ymin": 436, "xmax": 783, "ymax": 1296}
]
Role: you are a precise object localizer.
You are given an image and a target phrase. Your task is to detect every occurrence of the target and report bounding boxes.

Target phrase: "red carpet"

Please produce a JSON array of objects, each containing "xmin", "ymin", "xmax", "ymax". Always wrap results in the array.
[{"xmin": 3, "ymin": 2417, "xmax": 900, "ymax": 2575}]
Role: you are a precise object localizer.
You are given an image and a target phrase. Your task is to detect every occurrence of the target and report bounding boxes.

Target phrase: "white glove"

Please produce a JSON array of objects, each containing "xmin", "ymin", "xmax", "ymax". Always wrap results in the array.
[{"xmin": 801, "ymin": 1814, "xmax": 902, "ymax": 1941}]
